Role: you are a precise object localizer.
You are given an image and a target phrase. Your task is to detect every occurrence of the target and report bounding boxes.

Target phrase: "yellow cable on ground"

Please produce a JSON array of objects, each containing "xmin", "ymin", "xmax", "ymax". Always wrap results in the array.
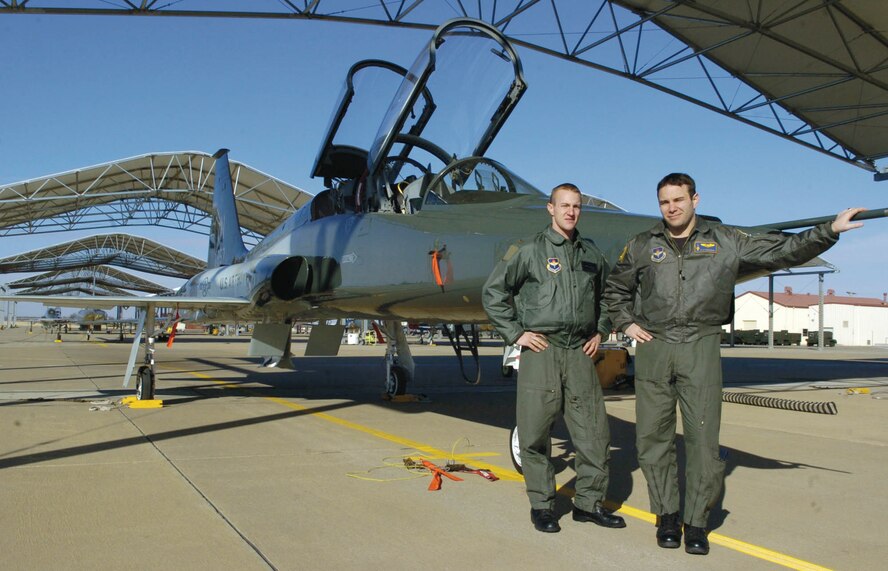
[{"xmin": 346, "ymin": 454, "xmax": 432, "ymax": 482}]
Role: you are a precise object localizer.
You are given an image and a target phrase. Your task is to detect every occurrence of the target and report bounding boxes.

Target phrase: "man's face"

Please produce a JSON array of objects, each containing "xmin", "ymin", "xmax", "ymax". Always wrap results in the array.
[
  {"xmin": 547, "ymin": 188, "xmax": 582, "ymax": 238},
  {"xmin": 657, "ymin": 183, "xmax": 699, "ymax": 235}
]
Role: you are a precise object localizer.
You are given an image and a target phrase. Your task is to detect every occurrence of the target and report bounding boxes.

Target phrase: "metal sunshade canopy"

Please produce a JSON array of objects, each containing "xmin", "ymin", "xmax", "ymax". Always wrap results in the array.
[
  {"xmin": 2, "ymin": 1, "xmax": 886, "ymax": 174},
  {"xmin": 0, "ymin": 234, "xmax": 206, "ymax": 279},
  {"xmin": 0, "ymin": 151, "xmax": 314, "ymax": 241},
  {"xmin": 6, "ymin": 266, "xmax": 172, "ymax": 295},
  {"xmin": 613, "ymin": 0, "xmax": 888, "ymax": 173}
]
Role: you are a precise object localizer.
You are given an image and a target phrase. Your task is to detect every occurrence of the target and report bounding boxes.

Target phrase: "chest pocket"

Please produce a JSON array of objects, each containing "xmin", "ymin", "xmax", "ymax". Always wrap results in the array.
[
  {"xmin": 521, "ymin": 278, "xmax": 557, "ymax": 310},
  {"xmin": 639, "ymin": 254, "xmax": 676, "ymax": 300},
  {"xmin": 694, "ymin": 251, "xmax": 736, "ymax": 296},
  {"xmin": 577, "ymin": 261, "xmax": 598, "ymax": 294}
]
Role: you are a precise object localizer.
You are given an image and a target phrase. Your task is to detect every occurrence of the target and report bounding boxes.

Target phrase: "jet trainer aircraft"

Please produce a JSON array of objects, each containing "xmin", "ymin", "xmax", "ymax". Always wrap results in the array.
[{"xmin": 2, "ymin": 18, "xmax": 886, "ymax": 402}]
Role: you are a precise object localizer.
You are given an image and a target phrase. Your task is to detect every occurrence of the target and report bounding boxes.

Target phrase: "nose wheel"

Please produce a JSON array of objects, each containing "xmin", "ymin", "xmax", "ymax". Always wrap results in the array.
[
  {"xmin": 385, "ymin": 365, "xmax": 408, "ymax": 397},
  {"xmin": 135, "ymin": 331, "xmax": 157, "ymax": 401},
  {"xmin": 136, "ymin": 365, "xmax": 155, "ymax": 401}
]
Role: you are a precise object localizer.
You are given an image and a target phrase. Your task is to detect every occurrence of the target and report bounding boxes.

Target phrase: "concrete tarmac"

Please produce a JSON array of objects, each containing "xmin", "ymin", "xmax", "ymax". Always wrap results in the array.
[{"xmin": 1, "ymin": 326, "xmax": 886, "ymax": 570}]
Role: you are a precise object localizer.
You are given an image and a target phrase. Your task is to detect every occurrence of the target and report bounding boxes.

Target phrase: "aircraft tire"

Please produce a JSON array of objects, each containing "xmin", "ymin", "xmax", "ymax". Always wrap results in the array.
[
  {"xmin": 509, "ymin": 425, "xmax": 553, "ymax": 475},
  {"xmin": 509, "ymin": 425, "xmax": 522, "ymax": 474},
  {"xmin": 136, "ymin": 365, "xmax": 155, "ymax": 400},
  {"xmin": 386, "ymin": 365, "xmax": 408, "ymax": 397}
]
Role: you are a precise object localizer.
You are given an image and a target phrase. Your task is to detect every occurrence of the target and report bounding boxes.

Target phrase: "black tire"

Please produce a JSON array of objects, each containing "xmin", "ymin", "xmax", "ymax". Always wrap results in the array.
[
  {"xmin": 385, "ymin": 365, "xmax": 408, "ymax": 397},
  {"xmin": 136, "ymin": 365, "xmax": 155, "ymax": 400},
  {"xmin": 509, "ymin": 425, "xmax": 523, "ymax": 474},
  {"xmin": 509, "ymin": 424, "xmax": 553, "ymax": 475}
]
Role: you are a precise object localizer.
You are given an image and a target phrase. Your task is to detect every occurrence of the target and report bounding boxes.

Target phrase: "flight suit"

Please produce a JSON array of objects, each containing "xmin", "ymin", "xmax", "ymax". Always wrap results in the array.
[
  {"xmin": 483, "ymin": 225, "xmax": 612, "ymax": 511},
  {"xmin": 605, "ymin": 217, "xmax": 839, "ymax": 527}
]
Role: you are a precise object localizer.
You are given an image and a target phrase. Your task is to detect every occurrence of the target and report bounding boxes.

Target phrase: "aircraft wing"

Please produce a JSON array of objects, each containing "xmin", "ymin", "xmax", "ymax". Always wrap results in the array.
[
  {"xmin": 0, "ymin": 294, "xmax": 250, "ymax": 311},
  {"xmin": 74, "ymin": 319, "xmax": 142, "ymax": 326}
]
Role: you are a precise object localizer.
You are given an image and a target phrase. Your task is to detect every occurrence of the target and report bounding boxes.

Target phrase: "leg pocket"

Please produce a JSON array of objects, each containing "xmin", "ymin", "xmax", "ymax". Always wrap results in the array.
[
  {"xmin": 563, "ymin": 353, "xmax": 607, "ymax": 443},
  {"xmin": 516, "ymin": 385, "xmax": 559, "ymax": 452},
  {"xmin": 633, "ymin": 338, "xmax": 672, "ymax": 382}
]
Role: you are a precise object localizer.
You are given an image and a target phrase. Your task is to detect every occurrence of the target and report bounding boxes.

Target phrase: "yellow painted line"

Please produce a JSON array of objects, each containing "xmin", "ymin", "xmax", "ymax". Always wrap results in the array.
[
  {"xmin": 709, "ymin": 533, "xmax": 830, "ymax": 570},
  {"xmin": 177, "ymin": 368, "xmax": 524, "ymax": 481},
  {"xmin": 846, "ymin": 387, "xmax": 870, "ymax": 394},
  {"xmin": 175, "ymin": 367, "xmax": 831, "ymax": 571}
]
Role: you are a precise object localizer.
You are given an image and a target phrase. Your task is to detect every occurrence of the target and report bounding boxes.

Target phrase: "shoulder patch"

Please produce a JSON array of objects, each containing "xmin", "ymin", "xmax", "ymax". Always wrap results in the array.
[
  {"xmin": 502, "ymin": 243, "xmax": 521, "ymax": 261},
  {"xmin": 617, "ymin": 244, "xmax": 629, "ymax": 263}
]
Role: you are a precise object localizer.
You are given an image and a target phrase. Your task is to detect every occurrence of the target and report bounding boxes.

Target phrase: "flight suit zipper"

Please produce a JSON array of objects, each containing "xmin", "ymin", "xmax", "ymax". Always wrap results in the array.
[
  {"xmin": 566, "ymin": 240, "xmax": 578, "ymax": 347},
  {"xmin": 666, "ymin": 232, "xmax": 693, "ymax": 340},
  {"xmin": 562, "ymin": 238, "xmax": 586, "ymax": 348}
]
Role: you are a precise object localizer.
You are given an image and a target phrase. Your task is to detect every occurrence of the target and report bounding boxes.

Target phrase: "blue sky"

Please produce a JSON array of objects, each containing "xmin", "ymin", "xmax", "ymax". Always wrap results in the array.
[{"xmin": 1, "ymin": 15, "xmax": 887, "ymax": 304}]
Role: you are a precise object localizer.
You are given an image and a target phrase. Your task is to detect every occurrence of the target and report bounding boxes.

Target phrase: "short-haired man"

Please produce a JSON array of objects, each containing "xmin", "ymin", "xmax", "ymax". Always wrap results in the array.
[
  {"xmin": 483, "ymin": 183, "xmax": 625, "ymax": 533},
  {"xmin": 604, "ymin": 173, "xmax": 865, "ymax": 555}
]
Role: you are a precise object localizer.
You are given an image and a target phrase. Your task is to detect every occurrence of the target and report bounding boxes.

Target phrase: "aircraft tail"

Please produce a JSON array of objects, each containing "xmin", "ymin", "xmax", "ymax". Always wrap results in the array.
[{"xmin": 208, "ymin": 149, "xmax": 248, "ymax": 268}]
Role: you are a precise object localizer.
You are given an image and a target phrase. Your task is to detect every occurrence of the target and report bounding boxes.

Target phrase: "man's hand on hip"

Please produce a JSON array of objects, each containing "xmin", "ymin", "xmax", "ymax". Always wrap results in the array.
[
  {"xmin": 625, "ymin": 323, "xmax": 653, "ymax": 343},
  {"xmin": 517, "ymin": 331, "xmax": 549, "ymax": 352},
  {"xmin": 582, "ymin": 333, "xmax": 602, "ymax": 357}
]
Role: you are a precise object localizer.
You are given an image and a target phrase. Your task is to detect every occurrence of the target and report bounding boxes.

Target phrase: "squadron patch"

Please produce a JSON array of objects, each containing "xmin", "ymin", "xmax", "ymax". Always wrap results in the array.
[
  {"xmin": 694, "ymin": 241, "xmax": 719, "ymax": 254},
  {"xmin": 617, "ymin": 244, "xmax": 629, "ymax": 263},
  {"xmin": 502, "ymin": 243, "xmax": 521, "ymax": 261},
  {"xmin": 546, "ymin": 257, "xmax": 562, "ymax": 274},
  {"xmin": 650, "ymin": 246, "xmax": 666, "ymax": 263}
]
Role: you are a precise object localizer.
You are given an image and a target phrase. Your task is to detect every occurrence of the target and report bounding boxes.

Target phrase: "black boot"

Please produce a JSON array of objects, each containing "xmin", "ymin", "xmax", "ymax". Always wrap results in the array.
[
  {"xmin": 684, "ymin": 524, "xmax": 709, "ymax": 555},
  {"xmin": 530, "ymin": 508, "xmax": 561, "ymax": 533},
  {"xmin": 572, "ymin": 505, "xmax": 626, "ymax": 528},
  {"xmin": 656, "ymin": 512, "xmax": 682, "ymax": 548}
]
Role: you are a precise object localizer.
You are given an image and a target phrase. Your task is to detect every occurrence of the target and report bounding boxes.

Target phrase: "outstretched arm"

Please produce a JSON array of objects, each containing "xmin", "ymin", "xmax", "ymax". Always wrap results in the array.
[{"xmin": 831, "ymin": 207, "xmax": 867, "ymax": 234}]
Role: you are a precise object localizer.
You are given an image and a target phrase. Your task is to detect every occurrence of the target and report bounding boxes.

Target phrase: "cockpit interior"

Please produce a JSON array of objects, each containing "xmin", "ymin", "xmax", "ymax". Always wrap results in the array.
[{"xmin": 308, "ymin": 19, "xmax": 542, "ymax": 219}]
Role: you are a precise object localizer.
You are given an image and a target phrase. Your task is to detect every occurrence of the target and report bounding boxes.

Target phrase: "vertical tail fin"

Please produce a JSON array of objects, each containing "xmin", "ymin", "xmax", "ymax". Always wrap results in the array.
[{"xmin": 208, "ymin": 149, "xmax": 249, "ymax": 268}]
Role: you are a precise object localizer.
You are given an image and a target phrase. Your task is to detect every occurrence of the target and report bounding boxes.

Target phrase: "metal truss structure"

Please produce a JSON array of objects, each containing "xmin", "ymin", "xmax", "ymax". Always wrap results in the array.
[
  {"xmin": 0, "ymin": 152, "xmax": 313, "ymax": 243},
  {"xmin": 2, "ymin": 1, "xmax": 886, "ymax": 174},
  {"xmin": 18, "ymin": 284, "xmax": 132, "ymax": 297},
  {"xmin": 0, "ymin": 234, "xmax": 206, "ymax": 279},
  {"xmin": 6, "ymin": 266, "xmax": 172, "ymax": 295}
]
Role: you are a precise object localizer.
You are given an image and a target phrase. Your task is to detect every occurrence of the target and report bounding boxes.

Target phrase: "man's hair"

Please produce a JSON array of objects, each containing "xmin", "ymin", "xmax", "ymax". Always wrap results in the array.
[
  {"xmin": 656, "ymin": 173, "xmax": 696, "ymax": 197},
  {"xmin": 549, "ymin": 182, "xmax": 582, "ymax": 203}
]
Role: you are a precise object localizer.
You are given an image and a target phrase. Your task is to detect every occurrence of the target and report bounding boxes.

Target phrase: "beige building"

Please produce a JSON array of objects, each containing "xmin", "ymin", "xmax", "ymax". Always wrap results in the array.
[{"xmin": 729, "ymin": 288, "xmax": 888, "ymax": 346}]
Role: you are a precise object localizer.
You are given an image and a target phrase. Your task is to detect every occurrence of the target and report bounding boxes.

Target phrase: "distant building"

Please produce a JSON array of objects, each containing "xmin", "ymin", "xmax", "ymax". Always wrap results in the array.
[{"xmin": 729, "ymin": 287, "xmax": 888, "ymax": 346}]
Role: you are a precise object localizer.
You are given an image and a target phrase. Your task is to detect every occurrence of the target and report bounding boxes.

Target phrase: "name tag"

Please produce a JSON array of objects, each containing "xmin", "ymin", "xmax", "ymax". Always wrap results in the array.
[{"xmin": 694, "ymin": 241, "xmax": 719, "ymax": 254}]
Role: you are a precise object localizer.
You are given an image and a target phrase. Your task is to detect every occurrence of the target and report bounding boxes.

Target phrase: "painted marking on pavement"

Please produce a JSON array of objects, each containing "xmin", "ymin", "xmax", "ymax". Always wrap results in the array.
[{"xmin": 178, "ymin": 368, "xmax": 831, "ymax": 571}]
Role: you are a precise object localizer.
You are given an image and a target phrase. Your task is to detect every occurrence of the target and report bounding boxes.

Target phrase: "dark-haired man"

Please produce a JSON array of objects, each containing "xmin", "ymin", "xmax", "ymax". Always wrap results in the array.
[
  {"xmin": 483, "ymin": 183, "xmax": 624, "ymax": 534},
  {"xmin": 605, "ymin": 173, "xmax": 864, "ymax": 555}
]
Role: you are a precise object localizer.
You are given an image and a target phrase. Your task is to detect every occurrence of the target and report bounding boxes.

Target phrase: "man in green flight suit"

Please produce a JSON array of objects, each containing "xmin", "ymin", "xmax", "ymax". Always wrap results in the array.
[
  {"xmin": 604, "ymin": 173, "xmax": 865, "ymax": 555},
  {"xmin": 483, "ymin": 183, "xmax": 625, "ymax": 533}
]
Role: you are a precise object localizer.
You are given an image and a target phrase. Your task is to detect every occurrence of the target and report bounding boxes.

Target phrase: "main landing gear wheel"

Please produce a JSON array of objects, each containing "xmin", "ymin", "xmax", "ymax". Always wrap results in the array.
[
  {"xmin": 509, "ymin": 425, "xmax": 523, "ymax": 474},
  {"xmin": 509, "ymin": 425, "xmax": 553, "ymax": 475},
  {"xmin": 385, "ymin": 365, "xmax": 408, "ymax": 397},
  {"xmin": 136, "ymin": 365, "xmax": 155, "ymax": 401}
]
